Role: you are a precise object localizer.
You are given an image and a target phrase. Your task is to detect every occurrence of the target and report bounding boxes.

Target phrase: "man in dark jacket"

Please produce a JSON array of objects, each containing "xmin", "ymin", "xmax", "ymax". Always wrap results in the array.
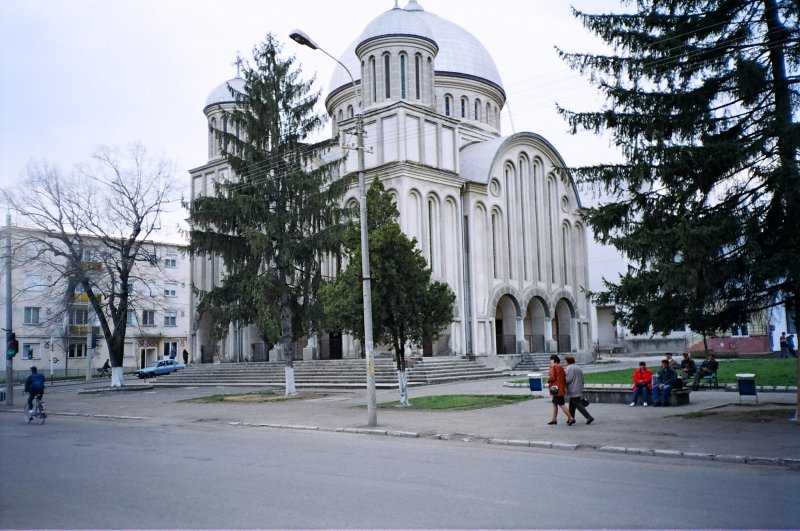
[
  {"xmin": 692, "ymin": 353, "xmax": 719, "ymax": 390},
  {"xmin": 24, "ymin": 366, "xmax": 45, "ymax": 414},
  {"xmin": 652, "ymin": 359, "xmax": 677, "ymax": 407}
]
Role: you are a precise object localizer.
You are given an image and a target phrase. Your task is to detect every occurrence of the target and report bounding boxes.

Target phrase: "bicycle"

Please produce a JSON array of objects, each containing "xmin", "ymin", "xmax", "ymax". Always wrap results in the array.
[{"xmin": 26, "ymin": 396, "xmax": 47, "ymax": 424}]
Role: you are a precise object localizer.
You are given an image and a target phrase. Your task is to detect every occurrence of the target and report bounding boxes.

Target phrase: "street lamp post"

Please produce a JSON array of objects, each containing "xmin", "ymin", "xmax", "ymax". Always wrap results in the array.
[{"xmin": 290, "ymin": 29, "xmax": 377, "ymax": 427}]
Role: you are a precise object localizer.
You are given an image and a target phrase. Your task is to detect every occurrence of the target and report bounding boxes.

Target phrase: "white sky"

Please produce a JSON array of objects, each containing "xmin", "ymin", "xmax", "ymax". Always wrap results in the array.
[{"xmin": 0, "ymin": 0, "xmax": 626, "ymax": 291}]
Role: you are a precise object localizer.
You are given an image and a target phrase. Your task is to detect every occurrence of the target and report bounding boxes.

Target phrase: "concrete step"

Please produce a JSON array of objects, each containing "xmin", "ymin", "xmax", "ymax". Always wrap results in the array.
[{"xmin": 153, "ymin": 357, "xmax": 500, "ymax": 388}]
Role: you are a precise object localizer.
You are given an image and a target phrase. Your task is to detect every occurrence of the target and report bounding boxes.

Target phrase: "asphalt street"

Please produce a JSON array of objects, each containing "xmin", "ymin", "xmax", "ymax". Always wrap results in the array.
[{"xmin": 2, "ymin": 412, "xmax": 798, "ymax": 529}]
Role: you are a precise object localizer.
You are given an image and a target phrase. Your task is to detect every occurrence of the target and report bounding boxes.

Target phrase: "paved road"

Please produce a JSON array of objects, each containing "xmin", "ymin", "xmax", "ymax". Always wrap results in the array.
[{"xmin": 2, "ymin": 413, "xmax": 798, "ymax": 529}]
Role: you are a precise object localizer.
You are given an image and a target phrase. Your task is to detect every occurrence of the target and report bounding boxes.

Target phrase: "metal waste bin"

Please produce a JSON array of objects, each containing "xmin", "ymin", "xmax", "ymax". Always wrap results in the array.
[
  {"xmin": 735, "ymin": 373, "xmax": 758, "ymax": 404},
  {"xmin": 528, "ymin": 373, "xmax": 546, "ymax": 397}
]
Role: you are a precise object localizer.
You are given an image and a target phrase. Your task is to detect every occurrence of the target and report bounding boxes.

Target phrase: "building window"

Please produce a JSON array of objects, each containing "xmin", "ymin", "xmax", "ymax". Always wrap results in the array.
[
  {"xmin": 474, "ymin": 99, "xmax": 481, "ymax": 122},
  {"xmin": 24, "ymin": 307, "xmax": 41, "ymax": 325},
  {"xmin": 145, "ymin": 280, "xmax": 158, "ymax": 297},
  {"xmin": 383, "ymin": 54, "xmax": 391, "ymax": 99},
  {"xmin": 70, "ymin": 308, "xmax": 89, "ymax": 326},
  {"xmin": 415, "ymin": 54, "xmax": 421, "ymax": 99},
  {"xmin": 127, "ymin": 310, "xmax": 136, "ymax": 325},
  {"xmin": 164, "ymin": 310, "xmax": 177, "ymax": 327},
  {"xmin": 164, "ymin": 341, "xmax": 178, "ymax": 358},
  {"xmin": 347, "ymin": 105, "xmax": 354, "ymax": 118},
  {"xmin": 164, "ymin": 256, "xmax": 177, "ymax": 268},
  {"xmin": 400, "ymin": 54, "xmax": 406, "ymax": 99},
  {"xmin": 68, "ymin": 343, "xmax": 86, "ymax": 358},
  {"xmin": 141, "ymin": 310, "xmax": 156, "ymax": 326},
  {"xmin": 370, "ymin": 57, "xmax": 377, "ymax": 103},
  {"xmin": 461, "ymin": 97, "xmax": 467, "ymax": 118},
  {"xmin": 23, "ymin": 343, "xmax": 39, "ymax": 360},
  {"xmin": 164, "ymin": 284, "xmax": 177, "ymax": 298},
  {"xmin": 444, "ymin": 95, "xmax": 451, "ymax": 116},
  {"xmin": 24, "ymin": 274, "xmax": 43, "ymax": 292},
  {"xmin": 731, "ymin": 321, "xmax": 749, "ymax": 337}
]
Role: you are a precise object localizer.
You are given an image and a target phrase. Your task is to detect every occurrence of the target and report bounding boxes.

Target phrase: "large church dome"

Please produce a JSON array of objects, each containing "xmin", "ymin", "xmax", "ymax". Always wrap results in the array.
[{"xmin": 329, "ymin": 0, "xmax": 504, "ymax": 97}]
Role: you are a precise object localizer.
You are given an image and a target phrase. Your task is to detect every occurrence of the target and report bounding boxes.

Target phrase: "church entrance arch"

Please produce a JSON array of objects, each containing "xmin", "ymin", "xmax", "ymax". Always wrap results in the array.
[
  {"xmin": 494, "ymin": 295, "xmax": 519, "ymax": 354},
  {"xmin": 553, "ymin": 299, "xmax": 574, "ymax": 353},
  {"xmin": 525, "ymin": 297, "xmax": 548, "ymax": 353}
]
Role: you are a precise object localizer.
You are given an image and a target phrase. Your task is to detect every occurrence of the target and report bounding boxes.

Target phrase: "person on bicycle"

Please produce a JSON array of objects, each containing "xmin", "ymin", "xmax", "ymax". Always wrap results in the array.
[{"xmin": 24, "ymin": 366, "xmax": 45, "ymax": 414}]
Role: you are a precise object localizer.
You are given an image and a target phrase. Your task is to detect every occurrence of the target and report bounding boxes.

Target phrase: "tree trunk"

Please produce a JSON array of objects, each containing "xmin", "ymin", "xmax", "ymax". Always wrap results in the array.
[
  {"xmin": 111, "ymin": 367, "xmax": 124, "ymax": 387},
  {"xmin": 397, "ymin": 370, "xmax": 409, "ymax": 407},
  {"xmin": 280, "ymin": 289, "xmax": 296, "ymax": 395}
]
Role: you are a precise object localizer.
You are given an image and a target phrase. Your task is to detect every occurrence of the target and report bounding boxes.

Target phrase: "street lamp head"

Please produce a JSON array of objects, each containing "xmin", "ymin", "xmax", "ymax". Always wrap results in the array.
[{"xmin": 289, "ymin": 29, "xmax": 318, "ymax": 50}]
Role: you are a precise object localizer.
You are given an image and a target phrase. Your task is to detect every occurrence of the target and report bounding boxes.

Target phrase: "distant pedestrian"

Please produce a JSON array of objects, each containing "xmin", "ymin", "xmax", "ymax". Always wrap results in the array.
[
  {"xmin": 787, "ymin": 334, "xmax": 797, "ymax": 358},
  {"xmin": 779, "ymin": 332, "xmax": 789, "ymax": 358},
  {"xmin": 183, "ymin": 349, "xmax": 189, "ymax": 364},
  {"xmin": 546, "ymin": 355, "xmax": 575, "ymax": 426},
  {"xmin": 564, "ymin": 355, "xmax": 594, "ymax": 425}
]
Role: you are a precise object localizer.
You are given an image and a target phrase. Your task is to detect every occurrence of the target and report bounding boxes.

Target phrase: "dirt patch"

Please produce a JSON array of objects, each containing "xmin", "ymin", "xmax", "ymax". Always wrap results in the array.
[
  {"xmin": 682, "ymin": 405, "xmax": 796, "ymax": 423},
  {"xmin": 186, "ymin": 391, "xmax": 333, "ymax": 404}
]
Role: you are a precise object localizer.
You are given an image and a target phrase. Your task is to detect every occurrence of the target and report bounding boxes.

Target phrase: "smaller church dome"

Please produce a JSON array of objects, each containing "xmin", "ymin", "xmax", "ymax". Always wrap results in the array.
[{"xmin": 204, "ymin": 76, "xmax": 245, "ymax": 112}]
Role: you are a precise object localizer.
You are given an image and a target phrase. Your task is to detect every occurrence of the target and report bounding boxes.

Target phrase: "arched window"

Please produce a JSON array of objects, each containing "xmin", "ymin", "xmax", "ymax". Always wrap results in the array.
[
  {"xmin": 474, "ymin": 99, "xmax": 481, "ymax": 122},
  {"xmin": 461, "ymin": 97, "xmax": 468, "ymax": 118},
  {"xmin": 427, "ymin": 197, "xmax": 437, "ymax": 271},
  {"xmin": 347, "ymin": 105, "xmax": 354, "ymax": 118},
  {"xmin": 209, "ymin": 117, "xmax": 216, "ymax": 158},
  {"xmin": 222, "ymin": 115, "xmax": 229, "ymax": 152},
  {"xmin": 444, "ymin": 95, "xmax": 452, "ymax": 117},
  {"xmin": 414, "ymin": 54, "xmax": 422, "ymax": 99},
  {"xmin": 400, "ymin": 54, "xmax": 407, "ymax": 99},
  {"xmin": 370, "ymin": 56, "xmax": 377, "ymax": 103},
  {"xmin": 486, "ymin": 103, "xmax": 491, "ymax": 125},
  {"xmin": 337, "ymin": 109, "xmax": 344, "ymax": 123},
  {"xmin": 383, "ymin": 53, "xmax": 391, "ymax": 99}
]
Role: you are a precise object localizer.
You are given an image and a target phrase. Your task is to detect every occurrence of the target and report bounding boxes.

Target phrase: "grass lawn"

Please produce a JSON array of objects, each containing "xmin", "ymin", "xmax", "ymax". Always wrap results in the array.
[
  {"xmin": 583, "ymin": 359, "xmax": 796, "ymax": 386},
  {"xmin": 378, "ymin": 394, "xmax": 534, "ymax": 410}
]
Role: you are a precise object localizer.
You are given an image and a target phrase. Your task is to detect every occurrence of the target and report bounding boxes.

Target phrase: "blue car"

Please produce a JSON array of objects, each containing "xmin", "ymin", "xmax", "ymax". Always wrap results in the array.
[{"xmin": 134, "ymin": 358, "xmax": 186, "ymax": 379}]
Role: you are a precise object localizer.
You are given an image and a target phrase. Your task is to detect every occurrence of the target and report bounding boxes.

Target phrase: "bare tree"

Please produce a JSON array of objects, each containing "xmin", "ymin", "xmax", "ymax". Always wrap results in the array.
[{"xmin": 2, "ymin": 144, "xmax": 182, "ymax": 386}]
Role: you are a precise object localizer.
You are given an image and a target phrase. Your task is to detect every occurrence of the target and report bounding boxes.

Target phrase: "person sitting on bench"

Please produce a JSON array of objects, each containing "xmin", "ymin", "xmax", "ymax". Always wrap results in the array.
[
  {"xmin": 652, "ymin": 359, "xmax": 677, "ymax": 407},
  {"xmin": 679, "ymin": 352, "xmax": 696, "ymax": 381},
  {"xmin": 692, "ymin": 352, "xmax": 718, "ymax": 390},
  {"xmin": 629, "ymin": 361, "xmax": 653, "ymax": 407}
]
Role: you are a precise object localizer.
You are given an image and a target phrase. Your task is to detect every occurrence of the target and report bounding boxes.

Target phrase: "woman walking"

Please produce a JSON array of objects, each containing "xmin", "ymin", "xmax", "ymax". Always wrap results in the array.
[{"xmin": 546, "ymin": 355, "xmax": 575, "ymax": 425}]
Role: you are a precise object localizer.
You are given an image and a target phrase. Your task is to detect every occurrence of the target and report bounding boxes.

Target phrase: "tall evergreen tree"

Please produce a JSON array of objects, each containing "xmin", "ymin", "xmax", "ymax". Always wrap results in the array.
[
  {"xmin": 188, "ymin": 34, "xmax": 350, "ymax": 394},
  {"xmin": 557, "ymin": 1, "xmax": 799, "ymax": 341},
  {"xmin": 320, "ymin": 179, "xmax": 455, "ymax": 405}
]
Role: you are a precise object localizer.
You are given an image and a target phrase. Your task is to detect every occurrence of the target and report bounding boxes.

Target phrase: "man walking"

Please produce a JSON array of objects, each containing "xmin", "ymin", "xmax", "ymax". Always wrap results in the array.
[{"xmin": 564, "ymin": 355, "xmax": 594, "ymax": 425}]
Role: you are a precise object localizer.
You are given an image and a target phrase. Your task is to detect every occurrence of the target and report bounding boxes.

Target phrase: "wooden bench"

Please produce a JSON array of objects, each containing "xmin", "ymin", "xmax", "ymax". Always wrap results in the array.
[{"xmin": 582, "ymin": 384, "xmax": 691, "ymax": 406}]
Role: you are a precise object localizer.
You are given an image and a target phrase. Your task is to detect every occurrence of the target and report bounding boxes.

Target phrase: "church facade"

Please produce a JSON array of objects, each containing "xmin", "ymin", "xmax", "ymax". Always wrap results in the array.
[{"xmin": 189, "ymin": 1, "xmax": 592, "ymax": 366}]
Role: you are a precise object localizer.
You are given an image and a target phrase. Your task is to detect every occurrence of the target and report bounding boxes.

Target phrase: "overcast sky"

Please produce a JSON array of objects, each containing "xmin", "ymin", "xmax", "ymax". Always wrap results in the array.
[{"xmin": 0, "ymin": 0, "xmax": 626, "ymax": 290}]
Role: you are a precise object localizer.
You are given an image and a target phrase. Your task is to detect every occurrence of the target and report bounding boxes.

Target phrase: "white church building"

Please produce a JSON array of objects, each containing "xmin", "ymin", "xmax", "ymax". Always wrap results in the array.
[{"xmin": 189, "ymin": 1, "xmax": 592, "ymax": 366}]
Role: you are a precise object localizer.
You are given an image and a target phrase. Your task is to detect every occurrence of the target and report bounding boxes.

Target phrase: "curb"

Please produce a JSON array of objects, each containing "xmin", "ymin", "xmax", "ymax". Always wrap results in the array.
[{"xmin": 225, "ymin": 418, "xmax": 800, "ymax": 469}]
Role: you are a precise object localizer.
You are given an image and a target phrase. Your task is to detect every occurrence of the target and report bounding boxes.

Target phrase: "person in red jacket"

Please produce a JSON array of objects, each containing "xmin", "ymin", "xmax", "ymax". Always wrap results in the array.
[
  {"xmin": 630, "ymin": 361, "xmax": 653, "ymax": 407},
  {"xmin": 547, "ymin": 355, "xmax": 575, "ymax": 425}
]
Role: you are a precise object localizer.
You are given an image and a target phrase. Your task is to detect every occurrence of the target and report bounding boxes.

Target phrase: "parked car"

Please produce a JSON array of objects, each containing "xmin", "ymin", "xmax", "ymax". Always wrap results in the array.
[{"xmin": 134, "ymin": 358, "xmax": 186, "ymax": 379}]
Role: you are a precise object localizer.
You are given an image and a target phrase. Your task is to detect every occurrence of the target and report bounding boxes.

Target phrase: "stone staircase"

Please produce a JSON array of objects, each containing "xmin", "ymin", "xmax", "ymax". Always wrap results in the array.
[
  {"xmin": 150, "ymin": 356, "xmax": 501, "ymax": 388},
  {"xmin": 512, "ymin": 353, "xmax": 552, "ymax": 373}
]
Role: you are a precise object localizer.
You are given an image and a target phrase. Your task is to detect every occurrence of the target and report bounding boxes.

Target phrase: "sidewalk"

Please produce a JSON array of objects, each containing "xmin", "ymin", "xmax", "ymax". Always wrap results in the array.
[{"xmin": 4, "ymin": 365, "xmax": 798, "ymax": 468}]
